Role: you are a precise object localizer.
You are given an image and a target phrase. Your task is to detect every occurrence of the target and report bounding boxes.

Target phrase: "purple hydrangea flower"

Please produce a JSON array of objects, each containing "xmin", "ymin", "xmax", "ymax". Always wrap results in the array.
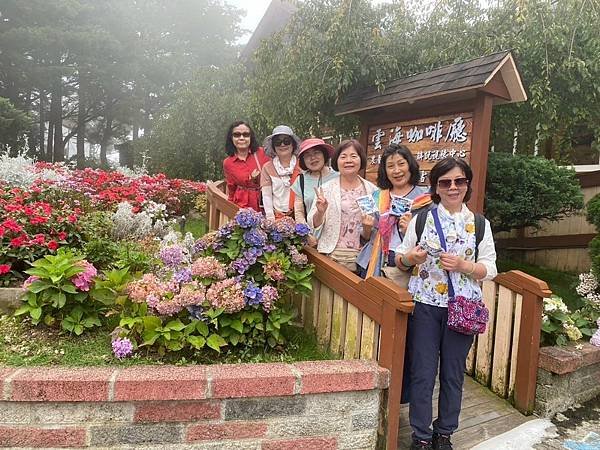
[
  {"xmin": 243, "ymin": 229, "xmax": 267, "ymax": 247},
  {"xmin": 216, "ymin": 222, "xmax": 235, "ymax": 239},
  {"xmin": 243, "ymin": 247, "xmax": 262, "ymax": 264},
  {"xmin": 295, "ymin": 223, "xmax": 310, "ymax": 237},
  {"xmin": 159, "ymin": 245, "xmax": 185, "ymax": 268},
  {"xmin": 264, "ymin": 244, "xmax": 277, "ymax": 253},
  {"xmin": 172, "ymin": 268, "xmax": 192, "ymax": 283},
  {"xmin": 235, "ymin": 208, "xmax": 261, "ymax": 229},
  {"xmin": 112, "ymin": 337, "xmax": 133, "ymax": 359},
  {"xmin": 244, "ymin": 281, "xmax": 263, "ymax": 306},
  {"xmin": 230, "ymin": 258, "xmax": 250, "ymax": 275}
]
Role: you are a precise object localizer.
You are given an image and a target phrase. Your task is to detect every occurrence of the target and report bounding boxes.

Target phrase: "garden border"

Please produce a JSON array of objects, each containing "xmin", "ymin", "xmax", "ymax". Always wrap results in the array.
[{"xmin": 0, "ymin": 360, "xmax": 389, "ymax": 448}]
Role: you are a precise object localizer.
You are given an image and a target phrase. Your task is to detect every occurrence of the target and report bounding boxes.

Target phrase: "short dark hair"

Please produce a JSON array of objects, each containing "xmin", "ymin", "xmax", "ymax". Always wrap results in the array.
[
  {"xmin": 331, "ymin": 139, "xmax": 367, "ymax": 172},
  {"xmin": 376, "ymin": 144, "xmax": 420, "ymax": 189},
  {"xmin": 299, "ymin": 147, "xmax": 330, "ymax": 171},
  {"xmin": 429, "ymin": 157, "xmax": 473, "ymax": 204},
  {"xmin": 225, "ymin": 120, "xmax": 259, "ymax": 157}
]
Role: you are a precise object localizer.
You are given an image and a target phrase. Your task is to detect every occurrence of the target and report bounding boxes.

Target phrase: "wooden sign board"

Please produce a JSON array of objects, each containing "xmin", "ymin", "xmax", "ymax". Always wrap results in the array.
[{"xmin": 365, "ymin": 113, "xmax": 473, "ymax": 184}]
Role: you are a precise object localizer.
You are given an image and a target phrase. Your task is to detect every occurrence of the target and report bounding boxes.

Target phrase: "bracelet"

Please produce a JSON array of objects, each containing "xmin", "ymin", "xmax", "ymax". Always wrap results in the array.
[
  {"xmin": 400, "ymin": 254, "xmax": 412, "ymax": 268},
  {"xmin": 467, "ymin": 262, "xmax": 476, "ymax": 276}
]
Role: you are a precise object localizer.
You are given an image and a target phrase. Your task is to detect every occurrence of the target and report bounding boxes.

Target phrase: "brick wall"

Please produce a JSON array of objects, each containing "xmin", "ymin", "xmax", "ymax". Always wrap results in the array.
[
  {"xmin": 0, "ymin": 360, "xmax": 389, "ymax": 449},
  {"xmin": 535, "ymin": 342, "xmax": 600, "ymax": 416}
]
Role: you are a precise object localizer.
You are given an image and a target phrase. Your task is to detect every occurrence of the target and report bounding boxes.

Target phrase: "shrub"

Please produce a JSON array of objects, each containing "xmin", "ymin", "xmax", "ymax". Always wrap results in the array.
[
  {"xmin": 485, "ymin": 152, "xmax": 584, "ymax": 232},
  {"xmin": 542, "ymin": 294, "xmax": 599, "ymax": 346},
  {"xmin": 14, "ymin": 249, "xmax": 131, "ymax": 335},
  {"xmin": 116, "ymin": 209, "xmax": 313, "ymax": 356}
]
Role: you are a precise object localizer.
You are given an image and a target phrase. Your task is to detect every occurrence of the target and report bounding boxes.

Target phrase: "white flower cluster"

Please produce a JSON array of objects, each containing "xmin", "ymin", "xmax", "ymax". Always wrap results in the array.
[
  {"xmin": 111, "ymin": 163, "xmax": 147, "ymax": 179},
  {"xmin": 543, "ymin": 295, "xmax": 569, "ymax": 314},
  {"xmin": 562, "ymin": 322, "xmax": 583, "ymax": 341},
  {"xmin": 143, "ymin": 200, "xmax": 168, "ymax": 221},
  {"xmin": 0, "ymin": 153, "xmax": 65, "ymax": 188},
  {"xmin": 160, "ymin": 229, "xmax": 195, "ymax": 255},
  {"xmin": 576, "ymin": 271, "xmax": 600, "ymax": 305},
  {"xmin": 111, "ymin": 202, "xmax": 152, "ymax": 240}
]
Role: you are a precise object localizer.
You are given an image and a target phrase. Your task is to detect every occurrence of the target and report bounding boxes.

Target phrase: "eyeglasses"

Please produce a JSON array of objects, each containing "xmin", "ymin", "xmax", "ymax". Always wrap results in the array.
[
  {"xmin": 273, "ymin": 137, "xmax": 292, "ymax": 147},
  {"xmin": 437, "ymin": 177, "xmax": 469, "ymax": 189},
  {"xmin": 232, "ymin": 132, "xmax": 251, "ymax": 138}
]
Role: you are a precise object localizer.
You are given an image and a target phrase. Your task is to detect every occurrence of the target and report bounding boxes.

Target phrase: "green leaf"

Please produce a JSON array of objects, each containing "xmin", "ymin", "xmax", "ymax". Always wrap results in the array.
[
  {"xmin": 143, "ymin": 316, "xmax": 162, "ymax": 331},
  {"xmin": 165, "ymin": 319, "xmax": 185, "ymax": 331},
  {"xmin": 54, "ymin": 292, "xmax": 66, "ymax": 309},
  {"xmin": 30, "ymin": 307, "xmax": 42, "ymax": 320},
  {"xmin": 74, "ymin": 324, "xmax": 84, "ymax": 335},
  {"xmin": 229, "ymin": 333, "xmax": 240, "ymax": 346},
  {"xmin": 13, "ymin": 305, "xmax": 31, "ymax": 316},
  {"xmin": 187, "ymin": 335, "xmax": 206, "ymax": 349},
  {"xmin": 230, "ymin": 319, "xmax": 243, "ymax": 333},
  {"xmin": 29, "ymin": 281, "xmax": 51, "ymax": 293},
  {"xmin": 206, "ymin": 334, "xmax": 227, "ymax": 352},
  {"xmin": 142, "ymin": 330, "xmax": 160, "ymax": 345},
  {"xmin": 196, "ymin": 321, "xmax": 209, "ymax": 336}
]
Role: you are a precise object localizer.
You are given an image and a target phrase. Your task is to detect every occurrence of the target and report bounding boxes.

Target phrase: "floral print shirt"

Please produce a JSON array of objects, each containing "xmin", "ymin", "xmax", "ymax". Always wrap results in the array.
[
  {"xmin": 397, "ymin": 203, "xmax": 497, "ymax": 307},
  {"xmin": 336, "ymin": 184, "xmax": 367, "ymax": 250}
]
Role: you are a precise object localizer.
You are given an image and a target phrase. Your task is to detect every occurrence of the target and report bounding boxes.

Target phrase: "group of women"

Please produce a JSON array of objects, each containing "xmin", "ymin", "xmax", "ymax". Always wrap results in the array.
[{"xmin": 222, "ymin": 120, "xmax": 497, "ymax": 450}]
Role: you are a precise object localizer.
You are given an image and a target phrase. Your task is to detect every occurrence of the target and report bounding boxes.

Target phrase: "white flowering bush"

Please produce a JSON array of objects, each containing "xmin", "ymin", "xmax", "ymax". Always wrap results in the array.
[
  {"xmin": 542, "ymin": 293, "xmax": 599, "ymax": 346},
  {"xmin": 0, "ymin": 153, "xmax": 65, "ymax": 188}
]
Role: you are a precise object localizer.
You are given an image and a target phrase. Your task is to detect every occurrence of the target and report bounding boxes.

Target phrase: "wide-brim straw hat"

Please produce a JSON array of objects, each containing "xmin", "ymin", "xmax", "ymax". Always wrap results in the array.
[
  {"xmin": 298, "ymin": 138, "xmax": 335, "ymax": 160},
  {"xmin": 263, "ymin": 125, "xmax": 302, "ymax": 158}
]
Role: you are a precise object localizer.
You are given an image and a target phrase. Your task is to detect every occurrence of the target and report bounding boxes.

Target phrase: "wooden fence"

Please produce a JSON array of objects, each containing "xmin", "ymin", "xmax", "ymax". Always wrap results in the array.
[
  {"xmin": 205, "ymin": 180, "xmax": 551, "ymax": 449},
  {"xmin": 496, "ymin": 172, "xmax": 600, "ymax": 273}
]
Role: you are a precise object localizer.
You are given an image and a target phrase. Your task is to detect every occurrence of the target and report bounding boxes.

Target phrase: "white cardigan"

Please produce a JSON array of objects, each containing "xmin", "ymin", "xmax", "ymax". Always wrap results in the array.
[{"xmin": 307, "ymin": 176, "xmax": 378, "ymax": 254}]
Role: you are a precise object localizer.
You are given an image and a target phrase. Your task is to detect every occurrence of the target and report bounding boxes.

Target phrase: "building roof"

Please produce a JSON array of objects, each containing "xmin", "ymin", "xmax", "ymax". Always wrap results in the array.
[
  {"xmin": 335, "ymin": 51, "xmax": 527, "ymax": 116},
  {"xmin": 240, "ymin": 0, "xmax": 297, "ymax": 62}
]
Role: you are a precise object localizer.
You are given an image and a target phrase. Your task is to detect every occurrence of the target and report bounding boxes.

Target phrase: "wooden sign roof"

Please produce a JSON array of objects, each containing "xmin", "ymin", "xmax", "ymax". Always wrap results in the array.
[{"xmin": 335, "ymin": 51, "xmax": 527, "ymax": 116}]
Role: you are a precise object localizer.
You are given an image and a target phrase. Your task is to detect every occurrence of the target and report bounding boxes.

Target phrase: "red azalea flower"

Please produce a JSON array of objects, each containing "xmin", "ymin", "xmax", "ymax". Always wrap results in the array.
[
  {"xmin": 32, "ymin": 234, "xmax": 46, "ymax": 245},
  {"xmin": 30, "ymin": 216, "xmax": 48, "ymax": 225},
  {"xmin": 10, "ymin": 235, "xmax": 28, "ymax": 248},
  {"xmin": 47, "ymin": 240, "xmax": 59, "ymax": 251},
  {"xmin": 0, "ymin": 226, "xmax": 4, "ymax": 238},
  {"xmin": 2, "ymin": 219, "xmax": 22, "ymax": 233},
  {"xmin": 0, "ymin": 264, "xmax": 11, "ymax": 275},
  {"xmin": 67, "ymin": 214, "xmax": 77, "ymax": 223},
  {"xmin": 57, "ymin": 231, "xmax": 67, "ymax": 240}
]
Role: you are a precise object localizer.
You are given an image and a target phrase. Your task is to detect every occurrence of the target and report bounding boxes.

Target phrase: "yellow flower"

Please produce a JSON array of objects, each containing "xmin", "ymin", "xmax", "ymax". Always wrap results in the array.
[
  {"xmin": 465, "ymin": 223, "xmax": 475, "ymax": 233},
  {"xmin": 435, "ymin": 283, "xmax": 448, "ymax": 295}
]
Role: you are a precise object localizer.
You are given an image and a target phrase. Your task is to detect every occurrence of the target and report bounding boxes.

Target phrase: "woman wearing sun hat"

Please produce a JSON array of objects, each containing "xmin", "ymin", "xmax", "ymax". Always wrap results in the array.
[
  {"xmin": 260, "ymin": 125, "xmax": 302, "ymax": 220},
  {"xmin": 291, "ymin": 138, "xmax": 339, "ymax": 224}
]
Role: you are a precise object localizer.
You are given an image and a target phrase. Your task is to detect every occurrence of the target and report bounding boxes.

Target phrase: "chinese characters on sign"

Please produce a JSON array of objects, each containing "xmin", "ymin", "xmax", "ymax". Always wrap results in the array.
[{"xmin": 366, "ymin": 114, "xmax": 473, "ymax": 184}]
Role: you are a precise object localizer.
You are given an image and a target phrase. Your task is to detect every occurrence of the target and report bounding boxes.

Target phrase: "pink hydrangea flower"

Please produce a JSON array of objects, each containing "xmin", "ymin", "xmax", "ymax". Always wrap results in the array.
[
  {"xmin": 206, "ymin": 278, "xmax": 246, "ymax": 313},
  {"xmin": 23, "ymin": 275, "xmax": 40, "ymax": 290},
  {"xmin": 71, "ymin": 261, "xmax": 97, "ymax": 291},
  {"xmin": 191, "ymin": 256, "xmax": 227, "ymax": 280},
  {"xmin": 261, "ymin": 285, "xmax": 279, "ymax": 313}
]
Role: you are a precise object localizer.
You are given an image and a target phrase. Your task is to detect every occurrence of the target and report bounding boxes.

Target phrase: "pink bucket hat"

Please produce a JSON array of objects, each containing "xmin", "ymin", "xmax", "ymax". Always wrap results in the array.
[{"xmin": 298, "ymin": 138, "xmax": 335, "ymax": 160}]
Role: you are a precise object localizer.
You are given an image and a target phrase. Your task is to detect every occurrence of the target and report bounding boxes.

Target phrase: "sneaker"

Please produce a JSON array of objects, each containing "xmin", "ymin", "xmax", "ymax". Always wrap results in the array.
[
  {"xmin": 432, "ymin": 433, "xmax": 453, "ymax": 450},
  {"xmin": 410, "ymin": 440, "xmax": 433, "ymax": 450}
]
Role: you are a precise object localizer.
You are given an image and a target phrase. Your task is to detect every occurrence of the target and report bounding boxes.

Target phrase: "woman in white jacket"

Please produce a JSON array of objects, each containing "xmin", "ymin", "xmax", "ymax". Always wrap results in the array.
[{"xmin": 307, "ymin": 139, "xmax": 378, "ymax": 272}]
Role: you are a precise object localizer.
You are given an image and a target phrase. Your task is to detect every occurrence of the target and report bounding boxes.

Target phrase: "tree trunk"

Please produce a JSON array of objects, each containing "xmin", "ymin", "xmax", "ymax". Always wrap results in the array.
[
  {"xmin": 51, "ymin": 79, "xmax": 64, "ymax": 162},
  {"xmin": 100, "ymin": 109, "xmax": 113, "ymax": 168},
  {"xmin": 38, "ymin": 91, "xmax": 46, "ymax": 160},
  {"xmin": 76, "ymin": 73, "xmax": 86, "ymax": 168},
  {"xmin": 133, "ymin": 122, "xmax": 139, "ymax": 140},
  {"xmin": 143, "ymin": 95, "xmax": 152, "ymax": 136},
  {"xmin": 47, "ymin": 118, "xmax": 54, "ymax": 162}
]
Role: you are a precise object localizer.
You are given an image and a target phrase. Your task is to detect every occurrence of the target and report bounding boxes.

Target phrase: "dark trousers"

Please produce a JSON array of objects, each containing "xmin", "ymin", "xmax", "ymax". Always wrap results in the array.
[{"xmin": 407, "ymin": 301, "xmax": 474, "ymax": 441}]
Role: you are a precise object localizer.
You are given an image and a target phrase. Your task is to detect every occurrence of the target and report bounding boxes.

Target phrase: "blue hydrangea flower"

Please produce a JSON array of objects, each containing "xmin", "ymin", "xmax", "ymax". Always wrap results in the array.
[
  {"xmin": 270, "ymin": 231, "xmax": 283, "ymax": 243},
  {"xmin": 217, "ymin": 222, "xmax": 235, "ymax": 239},
  {"xmin": 295, "ymin": 223, "xmax": 310, "ymax": 237},
  {"xmin": 230, "ymin": 258, "xmax": 250, "ymax": 275},
  {"xmin": 243, "ymin": 247, "xmax": 262, "ymax": 265},
  {"xmin": 244, "ymin": 281, "xmax": 263, "ymax": 306},
  {"xmin": 235, "ymin": 208, "xmax": 261, "ymax": 229},
  {"xmin": 243, "ymin": 228, "xmax": 267, "ymax": 247},
  {"xmin": 187, "ymin": 305, "xmax": 206, "ymax": 321}
]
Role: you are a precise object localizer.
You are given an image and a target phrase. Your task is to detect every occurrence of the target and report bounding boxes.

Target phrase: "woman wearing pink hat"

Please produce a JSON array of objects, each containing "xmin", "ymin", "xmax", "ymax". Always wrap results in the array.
[{"xmin": 291, "ymin": 138, "xmax": 339, "ymax": 225}]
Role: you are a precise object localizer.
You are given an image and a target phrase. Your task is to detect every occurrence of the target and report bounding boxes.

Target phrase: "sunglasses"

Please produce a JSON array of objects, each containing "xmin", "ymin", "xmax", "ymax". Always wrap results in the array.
[
  {"xmin": 437, "ymin": 177, "xmax": 469, "ymax": 189},
  {"xmin": 273, "ymin": 137, "xmax": 292, "ymax": 147},
  {"xmin": 232, "ymin": 132, "xmax": 251, "ymax": 138}
]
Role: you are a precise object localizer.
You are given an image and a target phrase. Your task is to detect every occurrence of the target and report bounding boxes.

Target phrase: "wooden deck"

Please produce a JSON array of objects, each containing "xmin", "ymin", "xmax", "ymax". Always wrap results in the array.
[{"xmin": 397, "ymin": 376, "xmax": 534, "ymax": 449}]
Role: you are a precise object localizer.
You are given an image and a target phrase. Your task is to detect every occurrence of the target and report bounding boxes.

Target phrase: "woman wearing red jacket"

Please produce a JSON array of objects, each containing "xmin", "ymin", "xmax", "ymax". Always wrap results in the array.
[{"xmin": 223, "ymin": 121, "xmax": 270, "ymax": 211}]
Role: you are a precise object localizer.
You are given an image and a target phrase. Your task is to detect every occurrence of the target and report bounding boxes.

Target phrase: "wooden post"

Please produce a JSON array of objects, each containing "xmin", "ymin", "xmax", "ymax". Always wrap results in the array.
[
  {"xmin": 379, "ymin": 302, "xmax": 408, "ymax": 450},
  {"xmin": 513, "ymin": 289, "xmax": 544, "ymax": 414},
  {"xmin": 468, "ymin": 93, "xmax": 494, "ymax": 213}
]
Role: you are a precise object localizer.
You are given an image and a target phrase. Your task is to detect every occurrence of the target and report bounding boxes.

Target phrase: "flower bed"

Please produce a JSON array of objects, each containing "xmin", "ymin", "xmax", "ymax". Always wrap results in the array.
[{"xmin": 0, "ymin": 360, "xmax": 389, "ymax": 449}]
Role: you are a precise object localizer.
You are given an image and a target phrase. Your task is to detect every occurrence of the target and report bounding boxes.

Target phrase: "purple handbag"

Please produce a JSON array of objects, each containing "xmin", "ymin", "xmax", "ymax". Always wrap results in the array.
[{"xmin": 432, "ymin": 209, "xmax": 489, "ymax": 336}]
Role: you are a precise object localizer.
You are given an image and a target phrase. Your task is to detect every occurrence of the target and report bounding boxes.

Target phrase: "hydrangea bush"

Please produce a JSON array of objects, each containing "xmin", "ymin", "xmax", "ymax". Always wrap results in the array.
[
  {"xmin": 116, "ymin": 209, "xmax": 313, "ymax": 355},
  {"xmin": 542, "ymin": 291, "xmax": 599, "ymax": 346}
]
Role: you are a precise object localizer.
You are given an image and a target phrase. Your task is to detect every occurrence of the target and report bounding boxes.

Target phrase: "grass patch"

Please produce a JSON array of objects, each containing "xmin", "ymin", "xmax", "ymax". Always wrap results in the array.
[
  {"xmin": 0, "ymin": 314, "xmax": 336, "ymax": 367},
  {"xmin": 184, "ymin": 216, "xmax": 207, "ymax": 238},
  {"xmin": 497, "ymin": 258, "xmax": 582, "ymax": 310}
]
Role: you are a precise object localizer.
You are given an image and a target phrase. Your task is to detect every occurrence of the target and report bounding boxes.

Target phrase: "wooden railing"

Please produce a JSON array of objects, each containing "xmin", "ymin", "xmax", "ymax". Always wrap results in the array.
[{"xmin": 205, "ymin": 180, "xmax": 551, "ymax": 448}]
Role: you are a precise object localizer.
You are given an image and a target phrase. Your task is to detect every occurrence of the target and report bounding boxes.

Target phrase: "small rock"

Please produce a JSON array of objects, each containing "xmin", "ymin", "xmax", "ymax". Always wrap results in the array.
[{"xmin": 555, "ymin": 413, "xmax": 568, "ymax": 422}]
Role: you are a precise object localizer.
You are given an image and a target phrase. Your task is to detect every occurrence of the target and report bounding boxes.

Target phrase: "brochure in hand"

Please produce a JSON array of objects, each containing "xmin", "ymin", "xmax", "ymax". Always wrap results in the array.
[
  {"xmin": 356, "ymin": 195, "xmax": 377, "ymax": 215},
  {"xmin": 390, "ymin": 197, "xmax": 413, "ymax": 216}
]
